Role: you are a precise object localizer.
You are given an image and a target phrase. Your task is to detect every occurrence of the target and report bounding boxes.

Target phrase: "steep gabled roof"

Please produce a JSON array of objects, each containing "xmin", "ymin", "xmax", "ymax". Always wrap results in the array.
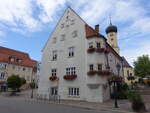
[
  {"xmin": 0, "ymin": 46, "xmax": 37, "ymax": 68},
  {"xmin": 122, "ymin": 57, "xmax": 132, "ymax": 68}
]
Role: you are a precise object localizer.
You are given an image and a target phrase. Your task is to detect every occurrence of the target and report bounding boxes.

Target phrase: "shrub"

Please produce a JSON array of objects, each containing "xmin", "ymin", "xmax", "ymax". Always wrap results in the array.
[
  {"xmin": 20, "ymin": 77, "xmax": 26, "ymax": 85},
  {"xmin": 7, "ymin": 75, "xmax": 21, "ymax": 91},
  {"xmin": 126, "ymin": 90, "xmax": 146, "ymax": 112}
]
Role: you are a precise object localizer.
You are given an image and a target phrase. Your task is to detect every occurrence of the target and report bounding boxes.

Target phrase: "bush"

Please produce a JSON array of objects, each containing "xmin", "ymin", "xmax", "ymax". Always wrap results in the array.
[
  {"xmin": 20, "ymin": 77, "xmax": 26, "ymax": 85},
  {"xmin": 126, "ymin": 90, "xmax": 146, "ymax": 112},
  {"xmin": 7, "ymin": 75, "xmax": 21, "ymax": 91}
]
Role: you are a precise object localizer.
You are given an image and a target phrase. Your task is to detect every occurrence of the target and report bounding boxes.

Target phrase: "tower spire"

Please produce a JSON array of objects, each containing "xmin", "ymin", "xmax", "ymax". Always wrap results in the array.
[{"xmin": 109, "ymin": 15, "xmax": 112, "ymax": 25}]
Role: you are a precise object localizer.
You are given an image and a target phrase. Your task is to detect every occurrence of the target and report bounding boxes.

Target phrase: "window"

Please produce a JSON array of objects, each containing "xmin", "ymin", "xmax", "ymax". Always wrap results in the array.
[
  {"xmin": 89, "ymin": 42, "xmax": 94, "ymax": 48},
  {"xmin": 96, "ymin": 42, "xmax": 101, "ymax": 48},
  {"xmin": 0, "ymin": 63, "xmax": 6, "ymax": 69},
  {"xmin": 69, "ymin": 47, "xmax": 74, "ymax": 57},
  {"xmin": 23, "ymin": 67, "xmax": 26, "ymax": 71},
  {"xmin": 72, "ymin": 30, "xmax": 78, "ymax": 38},
  {"xmin": 60, "ymin": 34, "xmax": 65, "ymax": 41},
  {"xmin": 51, "ymin": 69, "xmax": 57, "ymax": 76},
  {"xmin": 0, "ymin": 72, "xmax": 5, "ymax": 79},
  {"xmin": 89, "ymin": 64, "xmax": 94, "ymax": 71},
  {"xmin": 10, "ymin": 58, "xmax": 15, "ymax": 62},
  {"xmin": 53, "ymin": 37, "xmax": 57, "ymax": 43},
  {"xmin": 12, "ymin": 65, "xmax": 15, "ymax": 70},
  {"xmin": 97, "ymin": 64, "xmax": 102, "ymax": 71},
  {"xmin": 127, "ymin": 70, "xmax": 129, "ymax": 76},
  {"xmin": 51, "ymin": 87, "xmax": 58, "ymax": 96},
  {"xmin": 66, "ymin": 67, "xmax": 76, "ymax": 75},
  {"xmin": 69, "ymin": 88, "xmax": 79, "ymax": 96},
  {"xmin": 61, "ymin": 23, "xmax": 64, "ymax": 28},
  {"xmin": 71, "ymin": 19, "xmax": 75, "ymax": 25},
  {"xmin": 52, "ymin": 50, "xmax": 57, "ymax": 60}
]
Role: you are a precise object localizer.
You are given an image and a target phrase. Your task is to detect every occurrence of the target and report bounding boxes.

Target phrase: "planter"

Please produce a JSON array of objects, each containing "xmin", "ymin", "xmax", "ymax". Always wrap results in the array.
[
  {"xmin": 49, "ymin": 76, "xmax": 58, "ymax": 81},
  {"xmin": 96, "ymin": 48, "xmax": 105, "ymax": 53},
  {"xmin": 87, "ymin": 70, "xmax": 97, "ymax": 75},
  {"xmin": 104, "ymin": 48, "xmax": 110, "ymax": 54},
  {"xmin": 87, "ymin": 48, "xmax": 95, "ymax": 53},
  {"xmin": 97, "ymin": 70, "xmax": 111, "ymax": 76},
  {"xmin": 63, "ymin": 75, "xmax": 77, "ymax": 80}
]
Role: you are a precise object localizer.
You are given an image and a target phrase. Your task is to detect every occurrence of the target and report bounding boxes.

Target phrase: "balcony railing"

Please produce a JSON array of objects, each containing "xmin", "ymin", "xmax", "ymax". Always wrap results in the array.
[{"xmin": 87, "ymin": 70, "xmax": 112, "ymax": 76}]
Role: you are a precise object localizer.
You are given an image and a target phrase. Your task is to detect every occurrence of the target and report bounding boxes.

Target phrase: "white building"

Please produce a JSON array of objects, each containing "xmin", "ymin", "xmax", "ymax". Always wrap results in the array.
[{"xmin": 38, "ymin": 7, "xmax": 123, "ymax": 103}]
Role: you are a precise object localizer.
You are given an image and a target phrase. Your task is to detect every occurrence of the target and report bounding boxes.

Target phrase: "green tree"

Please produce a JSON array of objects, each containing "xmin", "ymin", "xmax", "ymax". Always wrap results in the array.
[
  {"xmin": 20, "ymin": 77, "xmax": 26, "ymax": 85},
  {"xmin": 7, "ymin": 75, "xmax": 21, "ymax": 91},
  {"xmin": 134, "ymin": 55, "xmax": 150, "ymax": 78}
]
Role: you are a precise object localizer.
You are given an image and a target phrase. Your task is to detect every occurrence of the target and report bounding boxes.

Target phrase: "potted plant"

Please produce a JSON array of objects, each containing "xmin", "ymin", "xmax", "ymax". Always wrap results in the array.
[{"xmin": 126, "ymin": 90, "xmax": 146, "ymax": 112}]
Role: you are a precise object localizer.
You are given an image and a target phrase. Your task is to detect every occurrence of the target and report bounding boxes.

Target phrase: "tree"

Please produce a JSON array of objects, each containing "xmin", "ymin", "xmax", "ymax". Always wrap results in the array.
[
  {"xmin": 7, "ymin": 75, "xmax": 21, "ymax": 91},
  {"xmin": 134, "ymin": 55, "xmax": 150, "ymax": 78},
  {"xmin": 20, "ymin": 77, "xmax": 26, "ymax": 85}
]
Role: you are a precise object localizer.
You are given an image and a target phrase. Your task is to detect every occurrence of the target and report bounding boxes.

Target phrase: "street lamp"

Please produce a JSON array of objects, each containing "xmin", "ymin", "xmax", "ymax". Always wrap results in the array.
[
  {"xmin": 114, "ymin": 63, "xmax": 121, "ymax": 108},
  {"xmin": 31, "ymin": 79, "xmax": 35, "ymax": 98}
]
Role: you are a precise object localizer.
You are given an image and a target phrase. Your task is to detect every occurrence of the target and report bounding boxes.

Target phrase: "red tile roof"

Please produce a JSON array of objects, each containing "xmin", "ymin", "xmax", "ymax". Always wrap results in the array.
[
  {"xmin": 0, "ymin": 46, "xmax": 37, "ymax": 68},
  {"xmin": 85, "ymin": 24, "xmax": 122, "ymax": 61},
  {"xmin": 85, "ymin": 24, "xmax": 106, "ymax": 39}
]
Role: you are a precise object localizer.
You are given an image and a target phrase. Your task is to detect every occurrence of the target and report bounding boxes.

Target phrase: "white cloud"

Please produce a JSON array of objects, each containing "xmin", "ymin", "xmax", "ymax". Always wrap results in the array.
[{"xmin": 36, "ymin": 0, "xmax": 67, "ymax": 23}]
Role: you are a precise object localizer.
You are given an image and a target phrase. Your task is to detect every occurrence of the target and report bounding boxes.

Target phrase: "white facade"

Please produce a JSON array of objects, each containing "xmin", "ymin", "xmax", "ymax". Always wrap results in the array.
[{"xmin": 38, "ymin": 7, "xmax": 123, "ymax": 103}]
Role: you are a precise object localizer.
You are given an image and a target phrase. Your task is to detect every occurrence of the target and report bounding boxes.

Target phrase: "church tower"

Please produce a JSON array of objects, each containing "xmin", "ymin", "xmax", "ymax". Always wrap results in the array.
[{"xmin": 105, "ymin": 21, "xmax": 120, "ymax": 54}]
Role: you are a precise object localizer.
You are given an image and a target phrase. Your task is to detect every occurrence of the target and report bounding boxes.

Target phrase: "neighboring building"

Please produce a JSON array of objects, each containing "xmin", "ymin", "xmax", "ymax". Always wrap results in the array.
[
  {"xmin": 122, "ymin": 57, "xmax": 134, "ymax": 84},
  {"xmin": 0, "ymin": 46, "xmax": 37, "ymax": 90},
  {"xmin": 38, "ymin": 7, "xmax": 124, "ymax": 103},
  {"xmin": 105, "ymin": 22, "xmax": 134, "ymax": 84}
]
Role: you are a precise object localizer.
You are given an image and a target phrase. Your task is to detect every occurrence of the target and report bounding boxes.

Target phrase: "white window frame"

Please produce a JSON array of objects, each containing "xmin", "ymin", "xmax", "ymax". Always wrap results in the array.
[
  {"xmin": 68, "ymin": 47, "xmax": 74, "ymax": 57},
  {"xmin": 72, "ymin": 30, "xmax": 78, "ymax": 38},
  {"xmin": 89, "ymin": 64, "xmax": 94, "ymax": 71},
  {"xmin": 96, "ymin": 42, "xmax": 101, "ymax": 48},
  {"xmin": 51, "ymin": 69, "xmax": 57, "ymax": 76},
  {"xmin": 52, "ymin": 50, "xmax": 57, "ymax": 60},
  {"xmin": 97, "ymin": 64, "xmax": 102, "ymax": 71},
  {"xmin": 66, "ymin": 67, "xmax": 76, "ymax": 75},
  {"xmin": 89, "ymin": 42, "xmax": 94, "ymax": 48},
  {"xmin": 69, "ymin": 88, "xmax": 79, "ymax": 96}
]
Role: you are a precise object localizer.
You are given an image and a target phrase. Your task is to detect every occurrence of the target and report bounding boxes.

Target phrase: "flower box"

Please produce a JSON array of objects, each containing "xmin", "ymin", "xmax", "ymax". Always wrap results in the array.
[
  {"xmin": 87, "ymin": 70, "xmax": 97, "ymax": 75},
  {"xmin": 49, "ymin": 76, "xmax": 58, "ymax": 81},
  {"xmin": 96, "ymin": 48, "xmax": 105, "ymax": 53},
  {"xmin": 97, "ymin": 70, "xmax": 111, "ymax": 76},
  {"xmin": 87, "ymin": 48, "xmax": 95, "ymax": 53},
  {"xmin": 104, "ymin": 48, "xmax": 110, "ymax": 54},
  {"xmin": 63, "ymin": 75, "xmax": 77, "ymax": 80}
]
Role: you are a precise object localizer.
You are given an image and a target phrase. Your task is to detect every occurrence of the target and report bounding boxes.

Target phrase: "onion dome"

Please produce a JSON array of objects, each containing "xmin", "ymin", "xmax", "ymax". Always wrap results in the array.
[{"xmin": 105, "ymin": 23, "xmax": 117, "ymax": 34}]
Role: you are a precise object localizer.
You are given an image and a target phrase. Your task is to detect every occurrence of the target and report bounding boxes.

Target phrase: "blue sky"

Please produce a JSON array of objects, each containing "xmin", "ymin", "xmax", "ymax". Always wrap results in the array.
[{"xmin": 0, "ymin": 0, "xmax": 150, "ymax": 65}]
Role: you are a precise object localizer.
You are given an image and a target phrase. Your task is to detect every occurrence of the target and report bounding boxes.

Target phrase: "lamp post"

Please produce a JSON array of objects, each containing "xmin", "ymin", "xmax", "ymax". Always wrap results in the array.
[
  {"xmin": 114, "ymin": 63, "xmax": 121, "ymax": 108},
  {"xmin": 31, "ymin": 79, "xmax": 35, "ymax": 98}
]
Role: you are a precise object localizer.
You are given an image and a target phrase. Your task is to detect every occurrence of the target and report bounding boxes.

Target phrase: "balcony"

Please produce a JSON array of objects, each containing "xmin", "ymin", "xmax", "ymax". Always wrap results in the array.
[{"xmin": 63, "ymin": 74, "xmax": 77, "ymax": 80}]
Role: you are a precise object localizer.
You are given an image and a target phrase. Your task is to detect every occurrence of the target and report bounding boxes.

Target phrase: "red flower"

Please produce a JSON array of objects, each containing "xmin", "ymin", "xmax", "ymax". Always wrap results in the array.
[
  {"xmin": 104, "ymin": 48, "xmax": 110, "ymax": 54},
  {"xmin": 96, "ymin": 48, "xmax": 105, "ymax": 53},
  {"xmin": 87, "ymin": 70, "xmax": 97, "ymax": 75},
  {"xmin": 97, "ymin": 70, "xmax": 111, "ymax": 76},
  {"xmin": 87, "ymin": 48, "xmax": 95, "ymax": 53},
  {"xmin": 49, "ymin": 76, "xmax": 58, "ymax": 81},
  {"xmin": 63, "ymin": 75, "xmax": 77, "ymax": 80}
]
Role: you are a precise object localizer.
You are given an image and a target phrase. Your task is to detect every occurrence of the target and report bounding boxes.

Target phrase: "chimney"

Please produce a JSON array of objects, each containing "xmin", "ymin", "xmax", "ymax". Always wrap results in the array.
[{"xmin": 95, "ymin": 24, "xmax": 99, "ymax": 33}]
